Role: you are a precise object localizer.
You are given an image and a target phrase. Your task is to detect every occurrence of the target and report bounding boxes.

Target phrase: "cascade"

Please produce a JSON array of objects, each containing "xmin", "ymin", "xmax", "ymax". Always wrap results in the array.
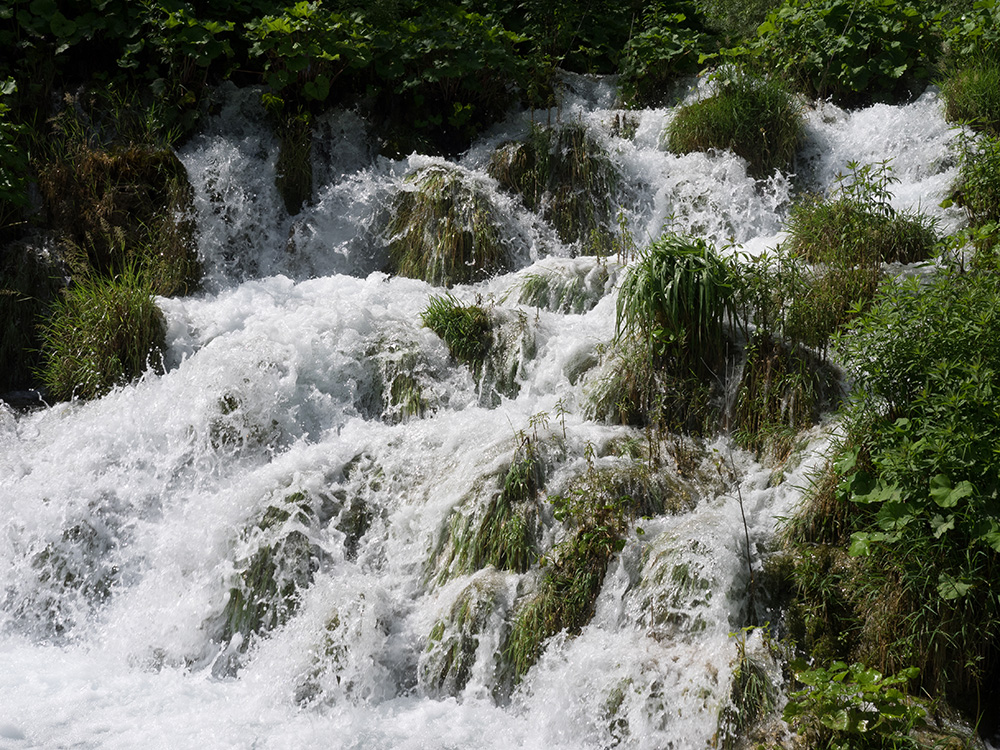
[{"xmin": 0, "ymin": 76, "xmax": 966, "ymax": 749}]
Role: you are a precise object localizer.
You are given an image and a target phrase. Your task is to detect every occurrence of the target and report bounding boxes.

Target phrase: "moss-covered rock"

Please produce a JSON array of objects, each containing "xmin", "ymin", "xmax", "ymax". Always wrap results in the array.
[
  {"xmin": 488, "ymin": 123, "xmax": 617, "ymax": 253},
  {"xmin": 37, "ymin": 144, "xmax": 200, "ymax": 296},
  {"xmin": 419, "ymin": 570, "xmax": 512, "ymax": 698},
  {"xmin": 385, "ymin": 165, "xmax": 510, "ymax": 287},
  {"xmin": 274, "ymin": 109, "xmax": 313, "ymax": 215},
  {"xmin": 0, "ymin": 239, "xmax": 68, "ymax": 394},
  {"xmin": 732, "ymin": 333, "xmax": 840, "ymax": 459}
]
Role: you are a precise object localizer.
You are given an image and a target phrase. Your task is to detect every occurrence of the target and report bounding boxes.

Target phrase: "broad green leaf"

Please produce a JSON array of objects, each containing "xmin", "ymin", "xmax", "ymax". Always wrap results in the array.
[
  {"xmin": 930, "ymin": 474, "xmax": 975, "ymax": 508},
  {"xmin": 937, "ymin": 572, "xmax": 972, "ymax": 600}
]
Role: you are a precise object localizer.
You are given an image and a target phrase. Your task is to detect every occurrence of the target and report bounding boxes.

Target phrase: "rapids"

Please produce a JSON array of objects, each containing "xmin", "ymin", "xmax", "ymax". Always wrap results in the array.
[{"xmin": 0, "ymin": 76, "xmax": 966, "ymax": 749}]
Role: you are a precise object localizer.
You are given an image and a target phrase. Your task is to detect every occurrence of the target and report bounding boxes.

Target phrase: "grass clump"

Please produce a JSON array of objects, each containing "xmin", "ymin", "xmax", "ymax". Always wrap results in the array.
[
  {"xmin": 941, "ymin": 57, "xmax": 1000, "ymax": 137},
  {"xmin": 421, "ymin": 294, "xmax": 493, "ymax": 377},
  {"xmin": 616, "ymin": 232, "xmax": 735, "ymax": 380},
  {"xmin": 665, "ymin": 67, "xmax": 802, "ymax": 178},
  {"xmin": 37, "ymin": 266, "xmax": 166, "ymax": 401},
  {"xmin": 515, "ymin": 261, "xmax": 612, "ymax": 314},
  {"xmin": 487, "ymin": 123, "xmax": 617, "ymax": 253},
  {"xmin": 386, "ymin": 165, "xmax": 509, "ymax": 287}
]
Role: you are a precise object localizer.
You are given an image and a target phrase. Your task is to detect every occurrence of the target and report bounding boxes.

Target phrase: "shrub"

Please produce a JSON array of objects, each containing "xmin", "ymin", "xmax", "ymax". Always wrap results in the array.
[
  {"xmin": 747, "ymin": 0, "xmax": 939, "ymax": 106},
  {"xmin": 695, "ymin": 0, "xmax": 782, "ymax": 40},
  {"xmin": 665, "ymin": 67, "xmax": 802, "ymax": 177},
  {"xmin": 38, "ymin": 266, "xmax": 166, "ymax": 401},
  {"xmin": 812, "ymin": 265, "xmax": 1000, "ymax": 704},
  {"xmin": 387, "ymin": 165, "xmax": 509, "ymax": 287},
  {"xmin": 488, "ymin": 123, "xmax": 617, "ymax": 252},
  {"xmin": 617, "ymin": 10, "xmax": 713, "ymax": 108}
]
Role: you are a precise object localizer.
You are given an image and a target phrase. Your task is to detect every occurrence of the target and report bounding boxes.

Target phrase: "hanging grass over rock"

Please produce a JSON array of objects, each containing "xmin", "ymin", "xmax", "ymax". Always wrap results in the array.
[
  {"xmin": 386, "ymin": 165, "xmax": 510, "ymax": 287},
  {"xmin": 732, "ymin": 332, "xmax": 839, "ymax": 459},
  {"xmin": 487, "ymin": 123, "xmax": 617, "ymax": 252},
  {"xmin": 37, "ymin": 266, "xmax": 166, "ymax": 401},
  {"xmin": 421, "ymin": 293, "xmax": 533, "ymax": 402},
  {"xmin": 270, "ymin": 102, "xmax": 313, "ymax": 215},
  {"xmin": 665, "ymin": 67, "xmax": 802, "ymax": 178}
]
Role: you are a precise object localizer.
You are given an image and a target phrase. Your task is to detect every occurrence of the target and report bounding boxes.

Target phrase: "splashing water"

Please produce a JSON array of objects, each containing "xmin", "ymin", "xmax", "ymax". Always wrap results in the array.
[{"xmin": 0, "ymin": 78, "xmax": 966, "ymax": 749}]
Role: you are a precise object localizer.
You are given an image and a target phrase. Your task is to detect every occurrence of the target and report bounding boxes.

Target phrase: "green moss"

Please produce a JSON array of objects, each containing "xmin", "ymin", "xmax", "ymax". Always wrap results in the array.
[
  {"xmin": 488, "ymin": 123, "xmax": 617, "ymax": 252},
  {"xmin": 420, "ymin": 573, "xmax": 507, "ymax": 697},
  {"xmin": 665, "ymin": 68, "xmax": 802, "ymax": 178},
  {"xmin": 386, "ymin": 165, "xmax": 509, "ymax": 287},
  {"xmin": 220, "ymin": 493, "xmax": 323, "ymax": 645}
]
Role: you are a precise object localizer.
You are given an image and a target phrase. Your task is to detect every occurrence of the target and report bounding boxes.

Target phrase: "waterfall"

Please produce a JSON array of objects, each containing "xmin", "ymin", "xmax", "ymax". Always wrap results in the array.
[{"xmin": 0, "ymin": 78, "xmax": 965, "ymax": 749}]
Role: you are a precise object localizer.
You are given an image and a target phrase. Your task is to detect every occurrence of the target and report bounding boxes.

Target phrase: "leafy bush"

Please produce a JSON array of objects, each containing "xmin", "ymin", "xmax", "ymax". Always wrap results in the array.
[
  {"xmin": 747, "ymin": 0, "xmax": 939, "ymax": 106},
  {"xmin": 38, "ymin": 266, "xmax": 166, "ymax": 401},
  {"xmin": 821, "ymin": 264, "xmax": 1000, "ymax": 702},
  {"xmin": 783, "ymin": 660, "xmax": 925, "ymax": 749},
  {"xmin": 665, "ymin": 66, "xmax": 802, "ymax": 177},
  {"xmin": 695, "ymin": 0, "xmax": 782, "ymax": 40},
  {"xmin": 617, "ymin": 10, "xmax": 713, "ymax": 108},
  {"xmin": 952, "ymin": 133, "xmax": 1000, "ymax": 256}
]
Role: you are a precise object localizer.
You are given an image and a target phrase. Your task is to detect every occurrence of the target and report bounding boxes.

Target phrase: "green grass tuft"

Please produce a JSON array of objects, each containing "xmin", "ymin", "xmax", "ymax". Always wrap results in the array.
[
  {"xmin": 37, "ymin": 265, "xmax": 166, "ymax": 401},
  {"xmin": 421, "ymin": 293, "xmax": 493, "ymax": 376},
  {"xmin": 665, "ymin": 67, "xmax": 802, "ymax": 178}
]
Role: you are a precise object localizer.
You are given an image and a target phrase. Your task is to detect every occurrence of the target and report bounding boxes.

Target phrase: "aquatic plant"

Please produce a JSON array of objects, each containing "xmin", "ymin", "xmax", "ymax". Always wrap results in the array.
[
  {"xmin": 38, "ymin": 265, "xmax": 166, "ymax": 401},
  {"xmin": 665, "ymin": 67, "xmax": 802, "ymax": 177},
  {"xmin": 421, "ymin": 294, "xmax": 493, "ymax": 376},
  {"xmin": 516, "ymin": 262, "xmax": 612, "ymax": 314},
  {"xmin": 386, "ymin": 165, "xmax": 509, "ymax": 287}
]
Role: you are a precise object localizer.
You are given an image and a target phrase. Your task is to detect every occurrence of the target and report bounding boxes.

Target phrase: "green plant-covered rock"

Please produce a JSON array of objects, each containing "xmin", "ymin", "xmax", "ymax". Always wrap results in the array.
[
  {"xmin": 387, "ymin": 165, "xmax": 510, "ymax": 287},
  {"xmin": 488, "ymin": 123, "xmax": 617, "ymax": 252},
  {"xmin": 665, "ymin": 67, "xmax": 802, "ymax": 177}
]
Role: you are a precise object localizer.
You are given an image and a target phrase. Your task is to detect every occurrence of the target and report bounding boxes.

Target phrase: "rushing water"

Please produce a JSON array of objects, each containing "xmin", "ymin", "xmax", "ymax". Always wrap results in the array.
[{"xmin": 0, "ymin": 77, "xmax": 966, "ymax": 749}]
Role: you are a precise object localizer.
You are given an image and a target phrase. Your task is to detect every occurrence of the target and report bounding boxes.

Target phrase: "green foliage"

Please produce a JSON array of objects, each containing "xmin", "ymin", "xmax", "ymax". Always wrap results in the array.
[
  {"xmin": 719, "ymin": 629, "xmax": 777, "ymax": 749},
  {"xmin": 783, "ymin": 661, "xmax": 925, "ymax": 749},
  {"xmin": 665, "ymin": 66, "xmax": 802, "ymax": 177},
  {"xmin": 745, "ymin": 0, "xmax": 939, "ymax": 106},
  {"xmin": 421, "ymin": 293, "xmax": 494, "ymax": 375},
  {"xmin": 952, "ymin": 133, "xmax": 1000, "ymax": 256},
  {"xmin": 488, "ymin": 123, "xmax": 617, "ymax": 252},
  {"xmin": 616, "ymin": 232, "xmax": 735, "ymax": 379},
  {"xmin": 695, "ymin": 0, "xmax": 782, "ymax": 40},
  {"xmin": 936, "ymin": 0, "xmax": 1000, "ymax": 66},
  {"xmin": 617, "ymin": 8, "xmax": 714, "ymax": 108},
  {"xmin": 38, "ymin": 266, "xmax": 166, "ymax": 401},
  {"xmin": 387, "ymin": 165, "xmax": 509, "ymax": 287},
  {"xmin": 941, "ymin": 56, "xmax": 1000, "ymax": 136}
]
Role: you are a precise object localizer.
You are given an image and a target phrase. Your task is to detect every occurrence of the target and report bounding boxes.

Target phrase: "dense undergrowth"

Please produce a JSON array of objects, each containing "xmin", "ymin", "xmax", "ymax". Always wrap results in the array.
[{"xmin": 1, "ymin": 0, "xmax": 1000, "ymax": 745}]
